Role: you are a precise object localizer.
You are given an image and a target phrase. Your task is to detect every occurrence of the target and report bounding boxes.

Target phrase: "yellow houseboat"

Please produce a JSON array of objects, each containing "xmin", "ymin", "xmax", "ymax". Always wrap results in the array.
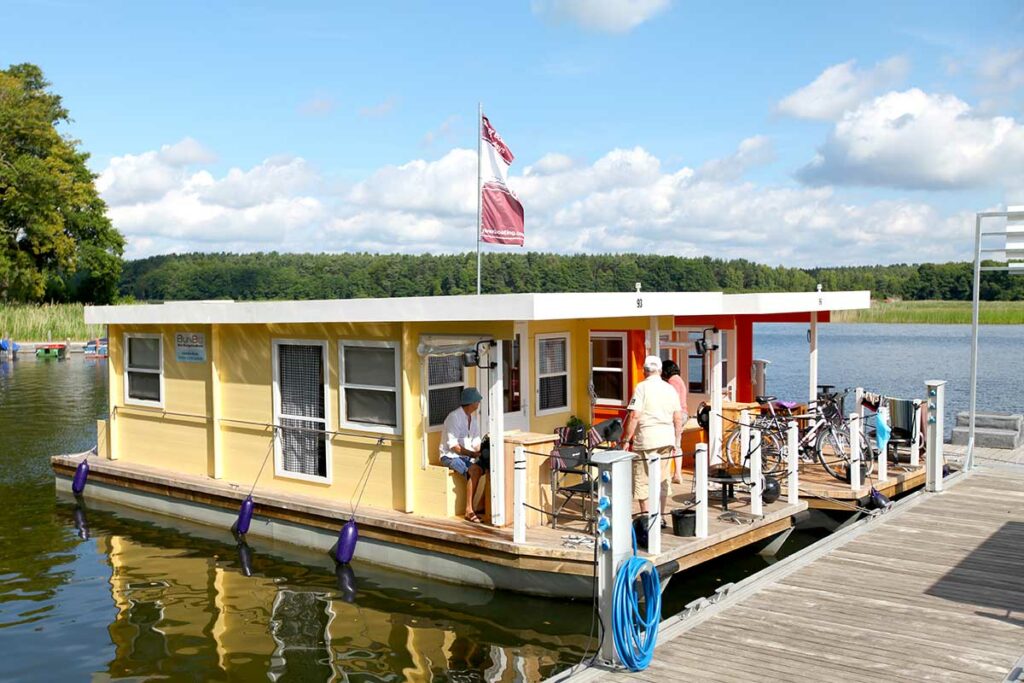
[{"xmin": 53, "ymin": 290, "xmax": 871, "ymax": 597}]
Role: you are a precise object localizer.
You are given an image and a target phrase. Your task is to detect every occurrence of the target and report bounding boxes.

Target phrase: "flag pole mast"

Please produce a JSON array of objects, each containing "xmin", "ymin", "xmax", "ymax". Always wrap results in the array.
[{"xmin": 476, "ymin": 101, "xmax": 483, "ymax": 295}]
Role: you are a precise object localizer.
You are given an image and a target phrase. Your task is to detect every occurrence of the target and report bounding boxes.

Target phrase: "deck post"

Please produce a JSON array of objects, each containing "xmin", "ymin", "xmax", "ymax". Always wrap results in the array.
[
  {"xmin": 808, "ymin": 312, "xmax": 818, "ymax": 409},
  {"xmin": 513, "ymin": 446, "xmax": 526, "ymax": 543},
  {"xmin": 695, "ymin": 443, "xmax": 709, "ymax": 538},
  {"xmin": 855, "ymin": 386, "xmax": 864, "ymax": 441},
  {"xmin": 710, "ymin": 330, "xmax": 723, "ymax": 466},
  {"xmin": 739, "ymin": 409, "xmax": 749, "ymax": 469},
  {"xmin": 910, "ymin": 400, "xmax": 922, "ymax": 467},
  {"xmin": 749, "ymin": 423, "xmax": 762, "ymax": 516},
  {"xmin": 647, "ymin": 450, "xmax": 662, "ymax": 555},
  {"xmin": 925, "ymin": 380, "xmax": 946, "ymax": 492},
  {"xmin": 849, "ymin": 412, "xmax": 861, "ymax": 491},
  {"xmin": 787, "ymin": 422, "xmax": 799, "ymax": 505}
]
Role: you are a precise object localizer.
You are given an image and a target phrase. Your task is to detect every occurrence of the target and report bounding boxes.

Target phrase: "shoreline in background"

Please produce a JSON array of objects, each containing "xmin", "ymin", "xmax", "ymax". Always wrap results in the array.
[{"xmin": 1, "ymin": 299, "xmax": 1022, "ymax": 342}]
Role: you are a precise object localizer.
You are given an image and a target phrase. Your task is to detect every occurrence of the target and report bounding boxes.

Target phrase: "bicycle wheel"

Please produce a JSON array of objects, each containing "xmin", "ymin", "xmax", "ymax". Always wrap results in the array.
[
  {"xmin": 722, "ymin": 424, "xmax": 785, "ymax": 476},
  {"xmin": 815, "ymin": 424, "xmax": 874, "ymax": 481}
]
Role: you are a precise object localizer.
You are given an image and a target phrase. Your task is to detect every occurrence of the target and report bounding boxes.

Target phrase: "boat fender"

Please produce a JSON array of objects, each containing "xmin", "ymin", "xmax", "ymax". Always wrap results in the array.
[
  {"xmin": 237, "ymin": 542, "xmax": 254, "ymax": 577},
  {"xmin": 234, "ymin": 496, "xmax": 255, "ymax": 536},
  {"xmin": 335, "ymin": 564, "xmax": 358, "ymax": 603},
  {"xmin": 334, "ymin": 519, "xmax": 358, "ymax": 564},
  {"xmin": 761, "ymin": 475, "xmax": 781, "ymax": 504},
  {"xmin": 73, "ymin": 505, "xmax": 89, "ymax": 540},
  {"xmin": 72, "ymin": 458, "xmax": 90, "ymax": 495},
  {"xmin": 867, "ymin": 487, "xmax": 892, "ymax": 511}
]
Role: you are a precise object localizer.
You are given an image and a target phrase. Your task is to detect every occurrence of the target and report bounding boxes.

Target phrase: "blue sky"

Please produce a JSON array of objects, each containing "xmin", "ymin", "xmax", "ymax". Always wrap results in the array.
[{"xmin": 4, "ymin": 0, "xmax": 1023, "ymax": 265}]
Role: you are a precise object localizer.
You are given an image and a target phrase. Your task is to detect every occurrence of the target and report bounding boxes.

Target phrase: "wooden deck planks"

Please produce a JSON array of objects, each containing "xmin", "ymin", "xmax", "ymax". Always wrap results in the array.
[{"xmin": 591, "ymin": 464, "xmax": 1024, "ymax": 682}]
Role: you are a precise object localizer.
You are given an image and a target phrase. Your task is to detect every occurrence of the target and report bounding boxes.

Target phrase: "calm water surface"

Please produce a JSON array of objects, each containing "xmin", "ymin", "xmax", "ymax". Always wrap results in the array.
[{"xmin": 4, "ymin": 322, "xmax": 1011, "ymax": 681}]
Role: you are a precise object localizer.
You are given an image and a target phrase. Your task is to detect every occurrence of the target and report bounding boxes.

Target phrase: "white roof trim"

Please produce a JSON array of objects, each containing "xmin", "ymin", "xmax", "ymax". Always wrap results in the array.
[{"xmin": 84, "ymin": 290, "xmax": 868, "ymax": 326}]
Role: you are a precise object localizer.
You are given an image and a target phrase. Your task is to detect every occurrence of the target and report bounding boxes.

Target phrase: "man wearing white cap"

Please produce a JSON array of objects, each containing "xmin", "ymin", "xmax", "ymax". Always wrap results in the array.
[{"xmin": 619, "ymin": 355, "xmax": 684, "ymax": 524}]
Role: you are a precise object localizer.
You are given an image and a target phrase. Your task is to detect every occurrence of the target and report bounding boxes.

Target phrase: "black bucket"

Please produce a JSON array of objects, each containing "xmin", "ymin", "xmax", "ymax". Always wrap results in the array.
[
  {"xmin": 842, "ymin": 462, "xmax": 869, "ymax": 484},
  {"xmin": 671, "ymin": 508, "xmax": 696, "ymax": 537}
]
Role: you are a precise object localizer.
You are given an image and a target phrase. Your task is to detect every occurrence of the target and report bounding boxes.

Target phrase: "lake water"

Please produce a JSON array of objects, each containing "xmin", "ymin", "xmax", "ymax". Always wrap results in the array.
[
  {"xmin": 0, "ymin": 322, "xmax": 1016, "ymax": 680},
  {"xmin": 755, "ymin": 323, "xmax": 1024, "ymax": 436}
]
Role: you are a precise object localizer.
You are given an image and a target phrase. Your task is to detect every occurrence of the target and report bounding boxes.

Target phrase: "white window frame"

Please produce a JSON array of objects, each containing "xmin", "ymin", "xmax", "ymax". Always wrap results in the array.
[
  {"xmin": 535, "ymin": 332, "xmax": 571, "ymax": 417},
  {"xmin": 123, "ymin": 332, "xmax": 164, "ymax": 409},
  {"xmin": 272, "ymin": 338, "xmax": 332, "ymax": 484},
  {"xmin": 338, "ymin": 339, "xmax": 402, "ymax": 436},
  {"xmin": 426, "ymin": 355, "xmax": 467, "ymax": 433},
  {"xmin": 589, "ymin": 331, "xmax": 628, "ymax": 407}
]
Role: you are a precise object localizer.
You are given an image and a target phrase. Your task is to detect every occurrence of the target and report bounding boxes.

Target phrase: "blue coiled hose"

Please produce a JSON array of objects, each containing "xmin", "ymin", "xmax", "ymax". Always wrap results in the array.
[{"xmin": 612, "ymin": 527, "xmax": 662, "ymax": 671}]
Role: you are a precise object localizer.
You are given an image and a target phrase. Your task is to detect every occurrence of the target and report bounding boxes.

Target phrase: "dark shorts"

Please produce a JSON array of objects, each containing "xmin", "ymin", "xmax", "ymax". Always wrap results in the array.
[{"xmin": 441, "ymin": 455, "xmax": 475, "ymax": 477}]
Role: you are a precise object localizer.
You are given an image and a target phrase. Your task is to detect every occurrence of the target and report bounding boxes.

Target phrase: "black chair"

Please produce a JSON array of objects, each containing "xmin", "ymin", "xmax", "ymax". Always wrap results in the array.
[{"xmin": 550, "ymin": 444, "xmax": 597, "ymax": 531}]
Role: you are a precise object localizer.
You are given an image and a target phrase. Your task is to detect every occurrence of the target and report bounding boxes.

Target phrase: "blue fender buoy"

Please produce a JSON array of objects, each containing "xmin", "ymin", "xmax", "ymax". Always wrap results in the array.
[
  {"xmin": 235, "ymin": 496, "xmax": 255, "ymax": 536},
  {"xmin": 335, "ymin": 564, "xmax": 357, "ymax": 603},
  {"xmin": 237, "ymin": 542, "xmax": 254, "ymax": 577},
  {"xmin": 334, "ymin": 519, "xmax": 358, "ymax": 564},
  {"xmin": 72, "ymin": 458, "xmax": 90, "ymax": 495},
  {"xmin": 73, "ymin": 505, "xmax": 89, "ymax": 540}
]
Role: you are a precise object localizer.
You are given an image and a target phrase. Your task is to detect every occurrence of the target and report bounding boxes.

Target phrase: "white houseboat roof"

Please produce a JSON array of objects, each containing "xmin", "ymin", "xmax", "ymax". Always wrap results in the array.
[{"xmin": 85, "ymin": 290, "xmax": 869, "ymax": 326}]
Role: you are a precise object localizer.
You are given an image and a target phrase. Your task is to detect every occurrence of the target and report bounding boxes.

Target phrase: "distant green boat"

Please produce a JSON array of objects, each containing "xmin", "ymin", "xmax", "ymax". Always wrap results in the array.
[{"xmin": 35, "ymin": 344, "xmax": 67, "ymax": 359}]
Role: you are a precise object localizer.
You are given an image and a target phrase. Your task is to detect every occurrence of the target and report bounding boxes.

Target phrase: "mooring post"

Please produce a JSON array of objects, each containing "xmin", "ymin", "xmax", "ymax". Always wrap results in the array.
[
  {"xmin": 849, "ymin": 412, "xmax": 862, "ymax": 491},
  {"xmin": 787, "ymin": 422, "xmax": 799, "ymax": 505},
  {"xmin": 695, "ymin": 443, "xmax": 709, "ymax": 537},
  {"xmin": 590, "ymin": 449, "xmax": 634, "ymax": 665},
  {"xmin": 739, "ymin": 409, "xmax": 750, "ymax": 468},
  {"xmin": 855, "ymin": 386, "xmax": 864, "ymax": 437},
  {"xmin": 513, "ymin": 446, "xmax": 526, "ymax": 544},
  {"xmin": 926, "ymin": 380, "xmax": 946, "ymax": 490},
  {"xmin": 749, "ymin": 424, "xmax": 763, "ymax": 516}
]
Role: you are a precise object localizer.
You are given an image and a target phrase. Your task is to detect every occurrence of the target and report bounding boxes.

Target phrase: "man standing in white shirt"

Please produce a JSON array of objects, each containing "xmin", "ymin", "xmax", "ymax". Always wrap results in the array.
[
  {"xmin": 619, "ymin": 356, "xmax": 683, "ymax": 526},
  {"xmin": 440, "ymin": 387, "xmax": 486, "ymax": 523}
]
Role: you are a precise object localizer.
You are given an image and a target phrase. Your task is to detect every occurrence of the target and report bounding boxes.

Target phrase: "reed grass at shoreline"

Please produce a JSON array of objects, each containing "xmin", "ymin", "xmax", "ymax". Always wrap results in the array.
[
  {"xmin": 0, "ymin": 304, "xmax": 104, "ymax": 341},
  {"xmin": 833, "ymin": 300, "xmax": 1024, "ymax": 324}
]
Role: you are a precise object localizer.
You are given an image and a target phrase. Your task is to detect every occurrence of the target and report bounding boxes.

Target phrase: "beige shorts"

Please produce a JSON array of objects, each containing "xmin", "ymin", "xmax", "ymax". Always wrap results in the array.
[{"xmin": 632, "ymin": 446, "xmax": 673, "ymax": 500}]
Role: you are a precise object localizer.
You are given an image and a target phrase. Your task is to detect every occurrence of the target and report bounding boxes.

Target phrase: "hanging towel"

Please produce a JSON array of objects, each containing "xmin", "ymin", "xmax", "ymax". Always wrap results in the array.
[{"xmin": 876, "ymin": 406, "xmax": 892, "ymax": 454}]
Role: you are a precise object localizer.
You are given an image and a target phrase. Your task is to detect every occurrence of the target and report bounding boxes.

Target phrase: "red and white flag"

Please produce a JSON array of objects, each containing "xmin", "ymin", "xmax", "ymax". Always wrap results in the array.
[{"xmin": 479, "ymin": 114, "xmax": 525, "ymax": 245}]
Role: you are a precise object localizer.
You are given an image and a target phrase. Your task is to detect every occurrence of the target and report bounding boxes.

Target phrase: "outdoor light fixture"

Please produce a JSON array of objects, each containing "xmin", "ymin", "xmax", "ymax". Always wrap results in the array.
[
  {"xmin": 966, "ymin": 206, "xmax": 1024, "ymax": 470},
  {"xmin": 695, "ymin": 327, "xmax": 720, "ymax": 356}
]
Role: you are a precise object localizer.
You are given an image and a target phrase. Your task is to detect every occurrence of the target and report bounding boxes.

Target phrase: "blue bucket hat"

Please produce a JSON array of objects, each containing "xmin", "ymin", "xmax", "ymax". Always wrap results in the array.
[{"xmin": 460, "ymin": 387, "xmax": 483, "ymax": 405}]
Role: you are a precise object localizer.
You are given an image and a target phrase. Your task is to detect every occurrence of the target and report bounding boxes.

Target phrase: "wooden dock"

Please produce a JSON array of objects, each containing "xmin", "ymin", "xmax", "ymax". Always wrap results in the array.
[{"xmin": 569, "ymin": 445, "xmax": 1024, "ymax": 682}]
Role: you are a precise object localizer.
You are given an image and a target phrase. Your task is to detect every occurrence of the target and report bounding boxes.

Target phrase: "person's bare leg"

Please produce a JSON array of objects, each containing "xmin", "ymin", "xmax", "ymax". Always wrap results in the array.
[{"xmin": 466, "ymin": 464, "xmax": 483, "ymax": 519}]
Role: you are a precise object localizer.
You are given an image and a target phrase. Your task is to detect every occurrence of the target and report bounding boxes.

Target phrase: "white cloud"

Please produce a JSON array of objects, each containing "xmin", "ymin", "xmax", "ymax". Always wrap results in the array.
[
  {"xmin": 421, "ymin": 115, "xmax": 460, "ymax": 147},
  {"xmin": 358, "ymin": 97, "xmax": 398, "ymax": 118},
  {"xmin": 100, "ymin": 137, "xmax": 976, "ymax": 266},
  {"xmin": 777, "ymin": 57, "xmax": 909, "ymax": 121},
  {"xmin": 978, "ymin": 48, "xmax": 1024, "ymax": 93},
  {"xmin": 298, "ymin": 94, "xmax": 337, "ymax": 117},
  {"xmin": 96, "ymin": 137, "xmax": 216, "ymax": 205},
  {"xmin": 532, "ymin": 0, "xmax": 670, "ymax": 33},
  {"xmin": 797, "ymin": 88, "xmax": 1024, "ymax": 190}
]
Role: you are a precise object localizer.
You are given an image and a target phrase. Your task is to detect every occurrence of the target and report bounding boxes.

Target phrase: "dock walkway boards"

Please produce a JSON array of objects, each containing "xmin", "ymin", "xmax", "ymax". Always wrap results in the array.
[{"xmin": 594, "ymin": 457, "xmax": 1024, "ymax": 682}]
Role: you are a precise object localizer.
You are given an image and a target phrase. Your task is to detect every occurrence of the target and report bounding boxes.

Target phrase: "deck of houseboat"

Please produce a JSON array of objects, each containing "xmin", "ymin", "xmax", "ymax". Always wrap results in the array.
[{"xmin": 52, "ymin": 452, "xmax": 805, "ymax": 596}]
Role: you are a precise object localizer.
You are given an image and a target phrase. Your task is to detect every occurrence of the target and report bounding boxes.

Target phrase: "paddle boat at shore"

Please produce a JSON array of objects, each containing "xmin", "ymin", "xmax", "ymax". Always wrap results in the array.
[
  {"xmin": 54, "ymin": 289, "xmax": 895, "ymax": 597},
  {"xmin": 35, "ymin": 342, "xmax": 68, "ymax": 359}
]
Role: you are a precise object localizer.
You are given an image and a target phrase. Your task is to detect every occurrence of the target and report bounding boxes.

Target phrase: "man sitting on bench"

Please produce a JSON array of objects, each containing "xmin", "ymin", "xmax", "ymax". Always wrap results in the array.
[{"xmin": 440, "ymin": 387, "xmax": 487, "ymax": 523}]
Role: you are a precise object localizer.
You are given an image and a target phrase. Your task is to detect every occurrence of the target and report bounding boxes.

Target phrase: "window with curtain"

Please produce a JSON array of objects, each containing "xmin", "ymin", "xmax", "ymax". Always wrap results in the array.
[
  {"xmin": 125, "ymin": 334, "xmax": 163, "ymax": 406},
  {"xmin": 275, "ymin": 341, "xmax": 328, "ymax": 480},
  {"xmin": 590, "ymin": 333, "xmax": 626, "ymax": 405},
  {"xmin": 537, "ymin": 334, "xmax": 569, "ymax": 414},
  {"xmin": 427, "ymin": 355, "xmax": 465, "ymax": 427},
  {"xmin": 340, "ymin": 341, "xmax": 400, "ymax": 434}
]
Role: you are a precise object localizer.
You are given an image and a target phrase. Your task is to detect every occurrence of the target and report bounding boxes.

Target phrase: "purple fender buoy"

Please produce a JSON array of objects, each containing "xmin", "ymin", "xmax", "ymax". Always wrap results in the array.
[
  {"xmin": 334, "ymin": 519, "xmax": 358, "ymax": 564},
  {"xmin": 72, "ymin": 459, "xmax": 90, "ymax": 495},
  {"xmin": 236, "ymin": 496, "xmax": 255, "ymax": 535}
]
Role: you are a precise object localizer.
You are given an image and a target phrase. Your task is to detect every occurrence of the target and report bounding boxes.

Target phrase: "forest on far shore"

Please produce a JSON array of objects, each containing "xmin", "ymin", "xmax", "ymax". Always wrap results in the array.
[{"xmin": 119, "ymin": 252, "xmax": 1024, "ymax": 302}]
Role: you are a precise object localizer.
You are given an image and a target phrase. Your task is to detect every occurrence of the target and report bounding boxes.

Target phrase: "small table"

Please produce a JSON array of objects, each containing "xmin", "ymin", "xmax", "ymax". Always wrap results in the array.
[{"xmin": 708, "ymin": 468, "xmax": 750, "ymax": 511}]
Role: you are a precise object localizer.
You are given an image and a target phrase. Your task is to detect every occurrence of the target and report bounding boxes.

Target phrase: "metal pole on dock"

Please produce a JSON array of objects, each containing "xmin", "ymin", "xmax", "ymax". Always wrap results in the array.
[
  {"xmin": 787, "ymin": 423, "xmax": 799, "ymax": 505},
  {"xmin": 926, "ymin": 380, "xmax": 946, "ymax": 492},
  {"xmin": 695, "ymin": 443, "xmax": 709, "ymax": 537},
  {"xmin": 648, "ymin": 451, "xmax": 662, "ymax": 555},
  {"xmin": 967, "ymin": 213, "xmax": 981, "ymax": 470},
  {"xmin": 849, "ymin": 413, "xmax": 861, "ymax": 491},
  {"xmin": 749, "ymin": 417, "xmax": 762, "ymax": 517}
]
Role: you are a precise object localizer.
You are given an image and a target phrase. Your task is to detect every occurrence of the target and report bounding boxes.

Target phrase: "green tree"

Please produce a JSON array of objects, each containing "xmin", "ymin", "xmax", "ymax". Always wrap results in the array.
[{"xmin": 0, "ymin": 63, "xmax": 124, "ymax": 303}]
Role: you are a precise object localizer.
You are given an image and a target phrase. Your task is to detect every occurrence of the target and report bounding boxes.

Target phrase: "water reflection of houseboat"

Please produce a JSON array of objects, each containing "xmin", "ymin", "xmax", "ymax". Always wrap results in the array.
[{"xmin": 53, "ymin": 290, "xmax": 871, "ymax": 597}]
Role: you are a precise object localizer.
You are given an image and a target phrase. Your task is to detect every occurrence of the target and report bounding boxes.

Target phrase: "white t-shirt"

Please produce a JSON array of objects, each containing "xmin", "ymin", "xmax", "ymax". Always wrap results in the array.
[
  {"xmin": 627, "ymin": 375, "xmax": 681, "ymax": 451},
  {"xmin": 440, "ymin": 407, "xmax": 481, "ymax": 460}
]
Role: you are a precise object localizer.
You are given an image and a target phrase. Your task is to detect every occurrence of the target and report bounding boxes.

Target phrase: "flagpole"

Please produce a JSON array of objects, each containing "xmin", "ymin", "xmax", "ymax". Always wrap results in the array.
[{"xmin": 476, "ymin": 101, "xmax": 483, "ymax": 295}]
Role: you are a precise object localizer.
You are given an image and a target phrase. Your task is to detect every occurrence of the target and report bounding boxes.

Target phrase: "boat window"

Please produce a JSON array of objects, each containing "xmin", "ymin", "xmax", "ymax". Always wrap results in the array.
[
  {"xmin": 537, "ymin": 333, "xmax": 570, "ymax": 415},
  {"xmin": 274, "ymin": 340, "xmax": 329, "ymax": 481},
  {"xmin": 427, "ymin": 355, "xmax": 464, "ymax": 428},
  {"xmin": 339, "ymin": 341, "xmax": 401, "ymax": 434},
  {"xmin": 590, "ymin": 332, "xmax": 626, "ymax": 406},
  {"xmin": 124, "ymin": 333, "xmax": 163, "ymax": 407}
]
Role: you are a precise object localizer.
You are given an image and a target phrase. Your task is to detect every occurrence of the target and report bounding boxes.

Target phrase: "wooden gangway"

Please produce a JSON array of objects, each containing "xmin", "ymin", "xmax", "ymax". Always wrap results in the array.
[{"xmin": 566, "ymin": 445, "xmax": 1024, "ymax": 682}]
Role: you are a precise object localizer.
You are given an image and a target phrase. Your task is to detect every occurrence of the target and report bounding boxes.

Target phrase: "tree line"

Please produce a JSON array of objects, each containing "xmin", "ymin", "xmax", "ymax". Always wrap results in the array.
[{"xmin": 119, "ymin": 252, "xmax": 1024, "ymax": 302}]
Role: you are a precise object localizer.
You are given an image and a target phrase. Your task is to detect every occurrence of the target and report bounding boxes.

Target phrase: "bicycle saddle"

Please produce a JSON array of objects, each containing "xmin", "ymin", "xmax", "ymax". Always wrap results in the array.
[{"xmin": 755, "ymin": 395, "xmax": 777, "ymax": 404}]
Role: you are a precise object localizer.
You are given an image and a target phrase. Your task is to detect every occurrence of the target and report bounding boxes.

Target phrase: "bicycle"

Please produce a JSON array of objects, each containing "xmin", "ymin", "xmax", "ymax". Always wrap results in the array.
[{"xmin": 722, "ymin": 391, "xmax": 873, "ymax": 481}]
